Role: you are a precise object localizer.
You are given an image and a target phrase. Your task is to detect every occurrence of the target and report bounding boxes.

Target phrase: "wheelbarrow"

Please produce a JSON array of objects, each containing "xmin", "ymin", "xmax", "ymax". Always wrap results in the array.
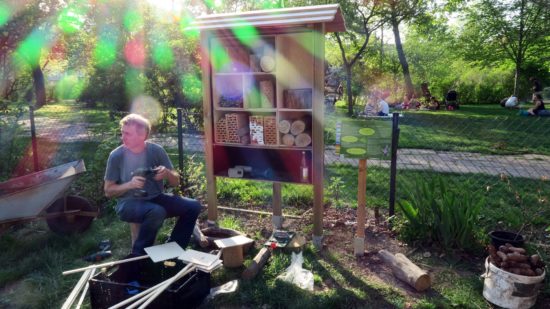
[{"xmin": 0, "ymin": 160, "xmax": 98, "ymax": 234}]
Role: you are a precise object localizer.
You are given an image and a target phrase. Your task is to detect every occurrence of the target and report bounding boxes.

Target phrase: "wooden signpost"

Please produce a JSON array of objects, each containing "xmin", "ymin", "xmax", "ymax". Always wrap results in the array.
[{"xmin": 338, "ymin": 118, "xmax": 393, "ymax": 256}]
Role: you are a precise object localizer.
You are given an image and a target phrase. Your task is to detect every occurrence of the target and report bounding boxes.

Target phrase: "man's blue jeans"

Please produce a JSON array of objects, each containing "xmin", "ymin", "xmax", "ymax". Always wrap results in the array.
[{"xmin": 115, "ymin": 194, "xmax": 201, "ymax": 254}]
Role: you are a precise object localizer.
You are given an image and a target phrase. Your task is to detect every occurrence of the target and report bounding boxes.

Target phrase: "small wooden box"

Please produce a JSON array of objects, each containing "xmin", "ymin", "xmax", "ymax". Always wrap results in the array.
[
  {"xmin": 283, "ymin": 89, "xmax": 312, "ymax": 109},
  {"xmin": 226, "ymin": 113, "xmax": 248, "ymax": 143},
  {"xmin": 249, "ymin": 116, "xmax": 264, "ymax": 145},
  {"xmin": 263, "ymin": 116, "xmax": 277, "ymax": 145},
  {"xmin": 215, "ymin": 118, "xmax": 227, "ymax": 143},
  {"xmin": 259, "ymin": 80, "xmax": 275, "ymax": 108}
]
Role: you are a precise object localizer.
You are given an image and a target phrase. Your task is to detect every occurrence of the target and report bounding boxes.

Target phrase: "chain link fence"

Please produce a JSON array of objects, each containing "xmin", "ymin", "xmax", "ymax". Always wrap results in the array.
[{"xmin": 2, "ymin": 102, "xmax": 550, "ymax": 238}]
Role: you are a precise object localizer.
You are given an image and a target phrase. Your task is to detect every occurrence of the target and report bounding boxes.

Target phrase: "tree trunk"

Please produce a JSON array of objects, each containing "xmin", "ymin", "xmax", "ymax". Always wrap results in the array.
[
  {"xmin": 392, "ymin": 19, "xmax": 414, "ymax": 98},
  {"xmin": 345, "ymin": 65, "xmax": 353, "ymax": 116},
  {"xmin": 32, "ymin": 66, "xmax": 46, "ymax": 108},
  {"xmin": 513, "ymin": 0, "xmax": 526, "ymax": 97}
]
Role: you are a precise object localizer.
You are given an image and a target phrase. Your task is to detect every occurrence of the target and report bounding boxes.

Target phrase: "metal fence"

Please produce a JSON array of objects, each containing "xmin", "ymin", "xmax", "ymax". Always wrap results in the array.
[{"xmin": 3, "ymin": 102, "xmax": 550, "ymax": 226}]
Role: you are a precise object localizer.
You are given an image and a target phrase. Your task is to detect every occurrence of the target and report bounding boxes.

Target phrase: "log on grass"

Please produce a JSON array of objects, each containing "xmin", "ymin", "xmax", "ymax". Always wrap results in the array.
[
  {"xmin": 290, "ymin": 119, "xmax": 306, "ymax": 135},
  {"xmin": 281, "ymin": 134, "xmax": 295, "ymax": 146},
  {"xmin": 294, "ymin": 132, "xmax": 311, "ymax": 147},
  {"xmin": 242, "ymin": 247, "xmax": 272, "ymax": 280},
  {"xmin": 378, "ymin": 249, "xmax": 431, "ymax": 292},
  {"xmin": 278, "ymin": 120, "xmax": 291, "ymax": 134}
]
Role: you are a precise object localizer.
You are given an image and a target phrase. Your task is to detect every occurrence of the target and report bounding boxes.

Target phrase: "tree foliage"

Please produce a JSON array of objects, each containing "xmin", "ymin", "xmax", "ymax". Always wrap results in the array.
[{"xmin": 460, "ymin": 0, "xmax": 550, "ymax": 96}]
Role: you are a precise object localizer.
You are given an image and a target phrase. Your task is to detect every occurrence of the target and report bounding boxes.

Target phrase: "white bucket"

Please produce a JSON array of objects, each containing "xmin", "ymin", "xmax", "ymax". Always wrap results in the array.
[{"xmin": 482, "ymin": 257, "xmax": 545, "ymax": 309}]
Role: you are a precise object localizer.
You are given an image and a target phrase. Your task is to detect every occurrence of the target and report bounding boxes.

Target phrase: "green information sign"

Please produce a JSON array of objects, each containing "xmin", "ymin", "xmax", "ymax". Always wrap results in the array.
[{"xmin": 336, "ymin": 118, "xmax": 392, "ymax": 159}]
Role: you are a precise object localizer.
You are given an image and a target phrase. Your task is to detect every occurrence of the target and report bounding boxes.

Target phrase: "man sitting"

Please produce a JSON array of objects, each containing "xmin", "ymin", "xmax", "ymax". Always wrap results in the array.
[{"xmin": 104, "ymin": 114, "xmax": 201, "ymax": 255}]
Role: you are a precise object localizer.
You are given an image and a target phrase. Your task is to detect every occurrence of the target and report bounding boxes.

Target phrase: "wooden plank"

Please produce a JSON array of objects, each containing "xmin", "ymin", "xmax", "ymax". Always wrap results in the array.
[
  {"xmin": 201, "ymin": 31, "xmax": 218, "ymax": 222},
  {"xmin": 357, "ymin": 159, "xmax": 367, "ymax": 239},
  {"xmin": 312, "ymin": 22, "xmax": 325, "ymax": 245}
]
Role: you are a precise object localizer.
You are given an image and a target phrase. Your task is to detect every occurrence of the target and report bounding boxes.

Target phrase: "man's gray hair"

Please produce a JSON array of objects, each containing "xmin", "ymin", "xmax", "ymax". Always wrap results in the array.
[{"xmin": 120, "ymin": 114, "xmax": 151, "ymax": 137}]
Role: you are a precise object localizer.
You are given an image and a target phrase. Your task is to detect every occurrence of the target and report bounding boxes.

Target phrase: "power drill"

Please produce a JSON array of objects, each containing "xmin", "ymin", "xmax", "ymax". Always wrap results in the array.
[
  {"xmin": 84, "ymin": 250, "xmax": 112, "ymax": 262},
  {"xmin": 131, "ymin": 167, "xmax": 157, "ymax": 197}
]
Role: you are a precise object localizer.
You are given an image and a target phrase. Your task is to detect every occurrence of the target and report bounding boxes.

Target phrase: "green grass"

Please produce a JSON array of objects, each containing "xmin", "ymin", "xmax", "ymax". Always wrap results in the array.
[{"xmin": 2, "ymin": 100, "xmax": 550, "ymax": 308}]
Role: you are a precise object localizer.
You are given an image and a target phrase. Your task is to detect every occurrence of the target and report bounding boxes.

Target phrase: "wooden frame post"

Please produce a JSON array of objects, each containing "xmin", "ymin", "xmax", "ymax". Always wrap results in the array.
[
  {"xmin": 312, "ymin": 22, "xmax": 326, "ymax": 249},
  {"xmin": 272, "ymin": 183, "xmax": 283, "ymax": 229},
  {"xmin": 354, "ymin": 158, "xmax": 367, "ymax": 255},
  {"xmin": 200, "ymin": 31, "xmax": 218, "ymax": 225}
]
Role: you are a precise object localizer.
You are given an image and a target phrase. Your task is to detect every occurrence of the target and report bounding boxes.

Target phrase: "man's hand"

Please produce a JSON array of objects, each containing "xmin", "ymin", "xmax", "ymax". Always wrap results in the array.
[
  {"xmin": 153, "ymin": 165, "xmax": 180, "ymax": 187},
  {"xmin": 129, "ymin": 176, "xmax": 146, "ymax": 189},
  {"xmin": 153, "ymin": 166, "xmax": 168, "ymax": 181}
]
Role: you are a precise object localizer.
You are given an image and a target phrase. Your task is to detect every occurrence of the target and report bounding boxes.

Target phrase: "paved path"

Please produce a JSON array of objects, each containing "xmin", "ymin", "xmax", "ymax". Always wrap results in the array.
[
  {"xmin": 151, "ymin": 134, "xmax": 550, "ymax": 180},
  {"xmin": 324, "ymin": 147, "xmax": 550, "ymax": 179}
]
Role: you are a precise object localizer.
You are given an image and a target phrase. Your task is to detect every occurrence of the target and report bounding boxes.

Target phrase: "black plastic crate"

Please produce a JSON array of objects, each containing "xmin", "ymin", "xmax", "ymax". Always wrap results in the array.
[{"xmin": 89, "ymin": 257, "xmax": 210, "ymax": 309}]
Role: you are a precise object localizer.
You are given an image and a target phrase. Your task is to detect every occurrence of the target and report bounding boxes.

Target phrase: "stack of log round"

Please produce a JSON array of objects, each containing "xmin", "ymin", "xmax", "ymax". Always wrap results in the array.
[{"xmin": 279, "ymin": 118, "xmax": 311, "ymax": 147}]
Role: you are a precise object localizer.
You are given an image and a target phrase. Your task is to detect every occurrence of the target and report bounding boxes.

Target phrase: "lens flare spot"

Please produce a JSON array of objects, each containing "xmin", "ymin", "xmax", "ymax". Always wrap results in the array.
[
  {"xmin": 131, "ymin": 95, "xmax": 161, "ymax": 125},
  {"xmin": 210, "ymin": 43, "xmax": 230, "ymax": 71},
  {"xmin": 203, "ymin": 0, "xmax": 223, "ymax": 9},
  {"xmin": 153, "ymin": 42, "xmax": 174, "ymax": 70},
  {"xmin": 180, "ymin": 13, "xmax": 198, "ymax": 38},
  {"xmin": 124, "ymin": 38, "xmax": 146, "ymax": 68},
  {"xmin": 181, "ymin": 74, "xmax": 202, "ymax": 103},
  {"xmin": 124, "ymin": 10, "xmax": 143, "ymax": 32},
  {"xmin": 125, "ymin": 69, "xmax": 144, "ymax": 98},
  {"xmin": 57, "ymin": 7, "xmax": 85, "ymax": 34},
  {"xmin": 55, "ymin": 74, "xmax": 86, "ymax": 100},
  {"xmin": 0, "ymin": 3, "xmax": 11, "ymax": 27},
  {"xmin": 94, "ymin": 39, "xmax": 117, "ymax": 68},
  {"xmin": 359, "ymin": 128, "xmax": 375, "ymax": 136},
  {"xmin": 15, "ymin": 32, "xmax": 46, "ymax": 66},
  {"xmin": 232, "ymin": 23, "xmax": 259, "ymax": 47}
]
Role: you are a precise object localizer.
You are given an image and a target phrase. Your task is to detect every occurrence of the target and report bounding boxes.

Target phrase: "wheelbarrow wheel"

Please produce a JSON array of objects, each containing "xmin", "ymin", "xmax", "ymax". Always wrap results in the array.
[{"xmin": 46, "ymin": 195, "xmax": 97, "ymax": 235}]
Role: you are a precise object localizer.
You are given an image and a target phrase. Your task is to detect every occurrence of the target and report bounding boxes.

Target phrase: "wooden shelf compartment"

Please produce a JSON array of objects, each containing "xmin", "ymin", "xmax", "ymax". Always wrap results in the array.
[
  {"xmin": 277, "ymin": 111, "xmax": 313, "ymax": 148},
  {"xmin": 243, "ymin": 74, "xmax": 276, "ymax": 109},
  {"xmin": 213, "ymin": 74, "xmax": 244, "ymax": 108},
  {"xmin": 213, "ymin": 145, "xmax": 312, "ymax": 184}
]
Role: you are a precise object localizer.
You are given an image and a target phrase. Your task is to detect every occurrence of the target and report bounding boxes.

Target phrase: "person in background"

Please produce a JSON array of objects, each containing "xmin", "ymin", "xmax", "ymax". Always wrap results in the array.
[
  {"xmin": 530, "ymin": 77, "xmax": 542, "ymax": 95},
  {"xmin": 364, "ymin": 94, "xmax": 379, "ymax": 116},
  {"xmin": 528, "ymin": 94, "xmax": 548, "ymax": 116},
  {"xmin": 501, "ymin": 95, "xmax": 519, "ymax": 108},
  {"xmin": 377, "ymin": 95, "xmax": 390, "ymax": 116},
  {"xmin": 104, "ymin": 113, "xmax": 201, "ymax": 255}
]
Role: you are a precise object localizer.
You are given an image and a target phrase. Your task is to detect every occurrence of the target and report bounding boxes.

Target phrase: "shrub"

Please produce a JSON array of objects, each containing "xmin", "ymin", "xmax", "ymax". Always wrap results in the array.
[{"xmin": 396, "ymin": 176, "xmax": 484, "ymax": 252}]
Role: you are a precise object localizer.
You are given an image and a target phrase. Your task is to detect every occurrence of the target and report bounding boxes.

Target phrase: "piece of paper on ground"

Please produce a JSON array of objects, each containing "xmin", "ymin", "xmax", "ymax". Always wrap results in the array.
[
  {"xmin": 214, "ymin": 235, "xmax": 254, "ymax": 249},
  {"xmin": 179, "ymin": 249, "xmax": 220, "ymax": 267},
  {"xmin": 144, "ymin": 242, "xmax": 184, "ymax": 262}
]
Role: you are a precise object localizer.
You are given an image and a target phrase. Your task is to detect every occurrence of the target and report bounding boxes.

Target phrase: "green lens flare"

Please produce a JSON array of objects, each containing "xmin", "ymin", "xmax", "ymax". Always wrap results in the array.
[
  {"xmin": 232, "ymin": 23, "xmax": 259, "ymax": 47},
  {"xmin": 124, "ymin": 10, "xmax": 143, "ymax": 32},
  {"xmin": 210, "ymin": 42, "xmax": 230, "ymax": 71},
  {"xmin": 0, "ymin": 3, "xmax": 11, "ymax": 27},
  {"xmin": 58, "ymin": 7, "xmax": 85, "ymax": 34},
  {"xmin": 125, "ymin": 69, "xmax": 143, "ymax": 98},
  {"xmin": 181, "ymin": 74, "xmax": 202, "ymax": 103},
  {"xmin": 153, "ymin": 42, "xmax": 174, "ymax": 70},
  {"xmin": 16, "ymin": 32, "xmax": 46, "ymax": 66},
  {"xmin": 180, "ymin": 14, "xmax": 199, "ymax": 39},
  {"xmin": 55, "ymin": 74, "xmax": 86, "ymax": 100},
  {"xmin": 93, "ymin": 39, "xmax": 117, "ymax": 68}
]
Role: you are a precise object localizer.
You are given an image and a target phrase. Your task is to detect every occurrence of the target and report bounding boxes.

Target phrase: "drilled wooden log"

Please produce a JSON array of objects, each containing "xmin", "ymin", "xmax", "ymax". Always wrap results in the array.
[
  {"xmin": 242, "ymin": 247, "xmax": 272, "ymax": 280},
  {"xmin": 278, "ymin": 120, "xmax": 291, "ymax": 134},
  {"xmin": 290, "ymin": 119, "xmax": 306, "ymax": 135},
  {"xmin": 281, "ymin": 134, "xmax": 295, "ymax": 146},
  {"xmin": 294, "ymin": 132, "xmax": 311, "ymax": 147},
  {"xmin": 378, "ymin": 249, "xmax": 431, "ymax": 292}
]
